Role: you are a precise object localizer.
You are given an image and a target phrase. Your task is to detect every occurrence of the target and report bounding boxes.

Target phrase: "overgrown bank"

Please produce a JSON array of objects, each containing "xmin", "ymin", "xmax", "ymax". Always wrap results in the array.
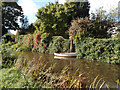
[
  {"xmin": 2, "ymin": 34, "xmax": 120, "ymax": 64},
  {"xmin": 9, "ymin": 34, "xmax": 70, "ymax": 54}
]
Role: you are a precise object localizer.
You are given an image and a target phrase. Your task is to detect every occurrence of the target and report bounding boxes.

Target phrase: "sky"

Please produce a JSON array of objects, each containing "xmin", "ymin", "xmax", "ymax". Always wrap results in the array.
[{"xmin": 18, "ymin": 0, "xmax": 120, "ymax": 24}]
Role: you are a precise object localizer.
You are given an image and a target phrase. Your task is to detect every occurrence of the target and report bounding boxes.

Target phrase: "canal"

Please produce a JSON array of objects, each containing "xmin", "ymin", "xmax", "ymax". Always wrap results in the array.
[{"xmin": 17, "ymin": 51, "xmax": 120, "ymax": 87}]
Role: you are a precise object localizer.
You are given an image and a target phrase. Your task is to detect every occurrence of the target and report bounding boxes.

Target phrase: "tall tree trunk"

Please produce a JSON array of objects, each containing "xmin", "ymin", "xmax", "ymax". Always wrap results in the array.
[{"xmin": 70, "ymin": 39, "xmax": 73, "ymax": 52}]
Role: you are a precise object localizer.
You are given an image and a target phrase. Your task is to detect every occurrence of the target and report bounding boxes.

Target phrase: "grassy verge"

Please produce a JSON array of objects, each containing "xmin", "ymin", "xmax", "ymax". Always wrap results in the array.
[
  {"xmin": 1, "ymin": 67, "xmax": 33, "ymax": 88},
  {"xmin": 1, "ymin": 63, "xmax": 120, "ymax": 88}
]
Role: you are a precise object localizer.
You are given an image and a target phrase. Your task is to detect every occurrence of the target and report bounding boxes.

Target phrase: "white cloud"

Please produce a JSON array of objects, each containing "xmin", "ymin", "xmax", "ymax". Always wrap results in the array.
[
  {"xmin": 18, "ymin": 0, "xmax": 38, "ymax": 15},
  {"xmin": 34, "ymin": 0, "xmax": 55, "ymax": 2},
  {"xmin": 58, "ymin": 0, "xmax": 66, "ymax": 4},
  {"xmin": 89, "ymin": 0, "xmax": 120, "ymax": 13},
  {"xmin": 18, "ymin": 0, "xmax": 56, "ymax": 23},
  {"xmin": 8, "ymin": 30, "xmax": 18, "ymax": 35},
  {"xmin": 58, "ymin": 0, "xmax": 120, "ymax": 13}
]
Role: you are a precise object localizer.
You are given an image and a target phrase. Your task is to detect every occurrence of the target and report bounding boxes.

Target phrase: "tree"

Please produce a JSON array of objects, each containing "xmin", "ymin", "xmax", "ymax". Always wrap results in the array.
[
  {"xmin": 20, "ymin": 16, "xmax": 29, "ymax": 30},
  {"xmin": 0, "ymin": 1, "xmax": 2, "ymax": 39},
  {"xmin": 90, "ymin": 7, "xmax": 118, "ymax": 38},
  {"xmin": 69, "ymin": 7, "xmax": 118, "ymax": 42},
  {"xmin": 18, "ymin": 23, "xmax": 35, "ymax": 35},
  {"xmin": 66, "ymin": 0, "xmax": 90, "ymax": 18},
  {"xmin": 69, "ymin": 17, "xmax": 90, "ymax": 42},
  {"xmin": 2, "ymin": 2, "xmax": 24, "ymax": 35},
  {"xmin": 34, "ymin": 1, "xmax": 90, "ymax": 38}
]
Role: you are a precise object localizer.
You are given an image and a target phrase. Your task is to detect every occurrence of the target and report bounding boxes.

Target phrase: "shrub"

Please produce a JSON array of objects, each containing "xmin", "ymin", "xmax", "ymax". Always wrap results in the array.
[
  {"xmin": 2, "ymin": 41, "xmax": 16, "ymax": 49},
  {"xmin": 14, "ymin": 34, "xmax": 70, "ymax": 54},
  {"xmin": 32, "ymin": 32, "xmax": 50, "ymax": 53},
  {"xmin": 1, "ymin": 48, "xmax": 18, "ymax": 68},
  {"xmin": 47, "ymin": 36, "xmax": 70, "ymax": 54},
  {"xmin": 14, "ymin": 34, "xmax": 33, "ymax": 51},
  {"xmin": 15, "ymin": 35, "xmax": 24, "ymax": 43},
  {"xmin": 10, "ymin": 43, "xmax": 21, "ymax": 51},
  {"xmin": 1, "ymin": 34, "xmax": 15, "ymax": 44},
  {"xmin": 16, "ymin": 45, "xmax": 31, "ymax": 52}
]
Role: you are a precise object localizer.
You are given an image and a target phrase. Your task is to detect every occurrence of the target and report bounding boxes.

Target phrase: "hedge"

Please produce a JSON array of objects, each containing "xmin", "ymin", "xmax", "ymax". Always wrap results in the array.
[{"xmin": 76, "ymin": 38, "xmax": 120, "ymax": 64}]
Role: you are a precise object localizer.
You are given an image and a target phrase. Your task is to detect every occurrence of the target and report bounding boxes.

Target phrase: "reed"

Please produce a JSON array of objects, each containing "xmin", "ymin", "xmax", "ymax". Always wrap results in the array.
[{"xmin": 1, "ymin": 54, "xmax": 120, "ymax": 88}]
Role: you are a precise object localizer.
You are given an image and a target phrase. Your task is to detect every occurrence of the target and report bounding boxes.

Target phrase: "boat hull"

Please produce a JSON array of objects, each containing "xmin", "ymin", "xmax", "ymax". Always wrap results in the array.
[{"xmin": 54, "ymin": 52, "xmax": 77, "ymax": 58}]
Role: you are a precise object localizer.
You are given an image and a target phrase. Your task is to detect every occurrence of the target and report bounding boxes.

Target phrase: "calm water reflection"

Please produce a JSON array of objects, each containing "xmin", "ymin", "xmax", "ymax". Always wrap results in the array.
[{"xmin": 18, "ymin": 51, "xmax": 120, "ymax": 85}]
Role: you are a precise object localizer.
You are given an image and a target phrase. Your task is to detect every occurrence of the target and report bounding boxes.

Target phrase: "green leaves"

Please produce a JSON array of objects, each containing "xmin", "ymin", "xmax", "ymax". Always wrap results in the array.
[
  {"xmin": 76, "ymin": 38, "xmax": 120, "ymax": 64},
  {"xmin": 34, "ymin": 1, "xmax": 90, "ymax": 38},
  {"xmin": 47, "ymin": 36, "xmax": 70, "ymax": 54}
]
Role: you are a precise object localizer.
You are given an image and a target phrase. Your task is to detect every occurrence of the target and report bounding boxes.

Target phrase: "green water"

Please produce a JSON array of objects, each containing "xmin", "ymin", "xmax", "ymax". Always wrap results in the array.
[{"xmin": 18, "ymin": 51, "xmax": 120, "ymax": 86}]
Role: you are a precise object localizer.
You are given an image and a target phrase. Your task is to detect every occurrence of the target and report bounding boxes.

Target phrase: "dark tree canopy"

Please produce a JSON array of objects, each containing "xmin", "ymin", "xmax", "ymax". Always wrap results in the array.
[
  {"xmin": 20, "ymin": 16, "xmax": 29, "ymax": 30},
  {"xmin": 2, "ymin": 2, "xmax": 24, "ymax": 35},
  {"xmin": 67, "ymin": 1, "xmax": 90, "ymax": 18},
  {"xmin": 18, "ymin": 23, "xmax": 35, "ymax": 35}
]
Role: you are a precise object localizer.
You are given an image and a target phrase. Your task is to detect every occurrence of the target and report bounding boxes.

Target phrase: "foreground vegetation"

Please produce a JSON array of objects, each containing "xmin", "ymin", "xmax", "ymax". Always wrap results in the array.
[
  {"xmin": 2, "ymin": 64, "xmax": 120, "ymax": 88},
  {"xmin": 1, "ymin": 55, "xmax": 120, "ymax": 88},
  {"xmin": 1, "ymin": 43, "xmax": 120, "ymax": 88}
]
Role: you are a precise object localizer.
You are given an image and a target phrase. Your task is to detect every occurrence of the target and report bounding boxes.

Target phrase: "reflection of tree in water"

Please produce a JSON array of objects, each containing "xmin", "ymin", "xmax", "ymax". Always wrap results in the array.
[
  {"xmin": 118, "ymin": 66, "xmax": 120, "ymax": 80},
  {"xmin": 69, "ymin": 60, "xmax": 73, "ymax": 70},
  {"xmin": 33, "ymin": 52, "xmax": 40, "ymax": 66}
]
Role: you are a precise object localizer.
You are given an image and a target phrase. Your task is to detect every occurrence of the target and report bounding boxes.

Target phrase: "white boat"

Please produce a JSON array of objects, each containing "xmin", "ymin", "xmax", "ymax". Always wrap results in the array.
[{"xmin": 54, "ymin": 52, "xmax": 77, "ymax": 57}]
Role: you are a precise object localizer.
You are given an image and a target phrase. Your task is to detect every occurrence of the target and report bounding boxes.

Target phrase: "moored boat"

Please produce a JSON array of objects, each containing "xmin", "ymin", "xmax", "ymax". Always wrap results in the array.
[{"xmin": 54, "ymin": 52, "xmax": 77, "ymax": 58}]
